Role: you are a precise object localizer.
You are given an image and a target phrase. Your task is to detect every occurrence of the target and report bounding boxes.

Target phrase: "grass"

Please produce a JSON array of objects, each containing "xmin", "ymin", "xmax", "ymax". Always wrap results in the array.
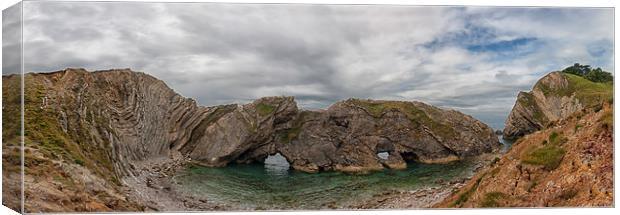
[
  {"xmin": 521, "ymin": 135, "xmax": 566, "ymax": 170},
  {"xmin": 540, "ymin": 73, "xmax": 613, "ymax": 109},
  {"xmin": 280, "ymin": 125, "xmax": 302, "ymax": 143},
  {"xmin": 564, "ymin": 73, "xmax": 613, "ymax": 108},
  {"xmin": 256, "ymin": 103, "xmax": 276, "ymax": 116},
  {"xmin": 348, "ymin": 99, "xmax": 457, "ymax": 137},
  {"xmin": 17, "ymin": 74, "xmax": 122, "ymax": 184},
  {"xmin": 449, "ymin": 177, "xmax": 483, "ymax": 207},
  {"xmin": 2, "ymin": 75, "xmax": 22, "ymax": 146},
  {"xmin": 599, "ymin": 108, "xmax": 613, "ymax": 129},
  {"xmin": 479, "ymin": 192, "xmax": 509, "ymax": 208}
]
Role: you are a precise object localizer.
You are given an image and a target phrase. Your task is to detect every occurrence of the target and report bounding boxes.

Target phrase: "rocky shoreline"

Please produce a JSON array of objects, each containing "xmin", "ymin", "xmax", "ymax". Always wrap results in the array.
[
  {"xmin": 121, "ymin": 155, "xmax": 227, "ymax": 211},
  {"xmin": 351, "ymin": 153, "xmax": 494, "ymax": 209},
  {"xmin": 120, "ymin": 151, "xmax": 498, "ymax": 211}
]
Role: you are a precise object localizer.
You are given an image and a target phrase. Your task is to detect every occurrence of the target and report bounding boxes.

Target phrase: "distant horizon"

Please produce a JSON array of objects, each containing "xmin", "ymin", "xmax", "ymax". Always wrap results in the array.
[{"xmin": 2, "ymin": 2, "xmax": 614, "ymax": 130}]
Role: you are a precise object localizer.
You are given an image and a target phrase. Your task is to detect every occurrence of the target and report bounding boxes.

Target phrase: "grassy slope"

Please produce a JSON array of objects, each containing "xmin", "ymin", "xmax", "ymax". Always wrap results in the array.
[
  {"xmin": 436, "ymin": 103, "xmax": 613, "ymax": 208},
  {"xmin": 2, "ymin": 73, "xmax": 140, "ymax": 212},
  {"xmin": 437, "ymin": 72, "xmax": 613, "ymax": 208}
]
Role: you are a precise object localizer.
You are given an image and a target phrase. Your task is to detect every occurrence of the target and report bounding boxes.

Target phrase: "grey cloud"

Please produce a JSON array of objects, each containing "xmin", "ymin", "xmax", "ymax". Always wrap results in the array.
[
  {"xmin": 2, "ymin": 2, "xmax": 22, "ymax": 75},
  {"xmin": 8, "ymin": 2, "xmax": 614, "ymax": 129}
]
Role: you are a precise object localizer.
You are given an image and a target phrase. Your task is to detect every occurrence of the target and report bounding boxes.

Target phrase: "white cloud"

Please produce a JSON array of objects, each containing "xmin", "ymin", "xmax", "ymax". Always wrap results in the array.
[{"xmin": 12, "ymin": 2, "xmax": 614, "ymax": 129}]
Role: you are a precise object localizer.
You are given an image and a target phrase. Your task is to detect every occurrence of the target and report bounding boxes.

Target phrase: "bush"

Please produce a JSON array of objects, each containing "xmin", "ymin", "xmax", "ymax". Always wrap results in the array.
[
  {"xmin": 562, "ymin": 63, "xmax": 613, "ymax": 83},
  {"xmin": 479, "ymin": 192, "xmax": 509, "ymax": 207},
  {"xmin": 559, "ymin": 189, "xmax": 578, "ymax": 200},
  {"xmin": 491, "ymin": 157, "xmax": 500, "ymax": 165},
  {"xmin": 548, "ymin": 132, "xmax": 559, "ymax": 144},
  {"xmin": 74, "ymin": 159, "xmax": 85, "ymax": 166}
]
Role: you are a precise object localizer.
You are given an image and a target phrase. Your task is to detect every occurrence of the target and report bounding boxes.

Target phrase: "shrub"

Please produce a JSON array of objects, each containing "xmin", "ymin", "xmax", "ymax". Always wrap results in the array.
[
  {"xmin": 558, "ymin": 189, "xmax": 578, "ymax": 200},
  {"xmin": 74, "ymin": 158, "xmax": 85, "ymax": 166},
  {"xmin": 562, "ymin": 63, "xmax": 613, "ymax": 83},
  {"xmin": 479, "ymin": 192, "xmax": 509, "ymax": 208},
  {"xmin": 548, "ymin": 132, "xmax": 559, "ymax": 144},
  {"xmin": 491, "ymin": 157, "xmax": 500, "ymax": 165}
]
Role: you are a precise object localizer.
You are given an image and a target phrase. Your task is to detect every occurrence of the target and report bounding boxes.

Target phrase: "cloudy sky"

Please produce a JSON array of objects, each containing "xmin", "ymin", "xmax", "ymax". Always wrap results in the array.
[{"xmin": 2, "ymin": 2, "xmax": 614, "ymax": 129}]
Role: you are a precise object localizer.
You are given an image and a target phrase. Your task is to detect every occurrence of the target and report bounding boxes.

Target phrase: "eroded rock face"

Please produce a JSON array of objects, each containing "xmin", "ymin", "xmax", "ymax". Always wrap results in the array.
[
  {"xmin": 12, "ymin": 68, "xmax": 500, "ymax": 176},
  {"xmin": 275, "ymin": 99, "xmax": 500, "ymax": 173},
  {"xmin": 436, "ymin": 104, "xmax": 613, "ymax": 208},
  {"xmin": 503, "ymin": 72, "xmax": 611, "ymax": 139}
]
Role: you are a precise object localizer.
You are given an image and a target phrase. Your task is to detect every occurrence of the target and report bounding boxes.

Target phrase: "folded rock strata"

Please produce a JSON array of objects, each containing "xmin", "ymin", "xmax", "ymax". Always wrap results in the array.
[
  {"xmin": 503, "ymin": 72, "xmax": 612, "ymax": 139},
  {"xmin": 11, "ymin": 68, "xmax": 500, "ymax": 176}
]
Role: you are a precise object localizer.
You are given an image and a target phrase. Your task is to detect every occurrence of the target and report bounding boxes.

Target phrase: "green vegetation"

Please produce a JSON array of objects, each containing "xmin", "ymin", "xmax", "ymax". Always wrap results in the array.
[
  {"xmin": 279, "ymin": 125, "xmax": 302, "ymax": 143},
  {"xmin": 256, "ymin": 103, "xmax": 276, "ymax": 116},
  {"xmin": 574, "ymin": 124, "xmax": 582, "ymax": 132},
  {"xmin": 558, "ymin": 188, "xmax": 579, "ymax": 200},
  {"xmin": 278, "ymin": 111, "xmax": 317, "ymax": 143},
  {"xmin": 518, "ymin": 92, "xmax": 548, "ymax": 124},
  {"xmin": 2, "ymin": 75, "xmax": 22, "ymax": 147},
  {"xmin": 490, "ymin": 157, "xmax": 500, "ymax": 165},
  {"xmin": 74, "ymin": 158, "xmax": 85, "ymax": 166},
  {"xmin": 562, "ymin": 63, "xmax": 613, "ymax": 83},
  {"xmin": 348, "ymin": 99, "xmax": 457, "ymax": 137},
  {"xmin": 563, "ymin": 73, "xmax": 612, "ymax": 108},
  {"xmin": 599, "ymin": 108, "xmax": 613, "ymax": 129},
  {"xmin": 449, "ymin": 177, "xmax": 483, "ymax": 207},
  {"xmin": 479, "ymin": 192, "xmax": 509, "ymax": 208},
  {"xmin": 548, "ymin": 131, "xmax": 562, "ymax": 144},
  {"xmin": 538, "ymin": 71, "xmax": 612, "ymax": 110},
  {"xmin": 521, "ymin": 132, "xmax": 567, "ymax": 170},
  {"xmin": 19, "ymin": 74, "xmax": 120, "ymax": 184}
]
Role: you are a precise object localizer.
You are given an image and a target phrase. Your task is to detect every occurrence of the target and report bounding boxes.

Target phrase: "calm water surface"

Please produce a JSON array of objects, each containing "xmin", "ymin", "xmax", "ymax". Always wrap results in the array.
[{"xmin": 174, "ymin": 153, "xmax": 478, "ymax": 210}]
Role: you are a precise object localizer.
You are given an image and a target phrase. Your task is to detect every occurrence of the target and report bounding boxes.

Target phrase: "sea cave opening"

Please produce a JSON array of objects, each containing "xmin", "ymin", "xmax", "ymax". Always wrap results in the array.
[
  {"xmin": 264, "ymin": 153, "xmax": 291, "ymax": 174},
  {"xmin": 400, "ymin": 151, "xmax": 419, "ymax": 163},
  {"xmin": 377, "ymin": 152, "xmax": 390, "ymax": 160}
]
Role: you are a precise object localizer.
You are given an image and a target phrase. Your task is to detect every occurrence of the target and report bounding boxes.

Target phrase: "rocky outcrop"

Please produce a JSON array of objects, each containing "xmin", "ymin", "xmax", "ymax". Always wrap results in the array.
[
  {"xmin": 503, "ymin": 72, "xmax": 612, "ymax": 139},
  {"xmin": 275, "ymin": 99, "xmax": 500, "ymax": 173},
  {"xmin": 436, "ymin": 103, "xmax": 613, "ymax": 207},
  {"xmin": 4, "ymin": 68, "xmax": 500, "ymax": 211},
  {"xmin": 436, "ymin": 71, "xmax": 614, "ymax": 208}
]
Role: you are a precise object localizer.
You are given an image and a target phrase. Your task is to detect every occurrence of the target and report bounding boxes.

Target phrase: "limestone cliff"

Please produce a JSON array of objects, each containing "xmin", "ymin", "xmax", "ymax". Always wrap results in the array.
[
  {"xmin": 3, "ymin": 68, "xmax": 500, "ymax": 212},
  {"xmin": 275, "ymin": 99, "xmax": 499, "ymax": 173},
  {"xmin": 436, "ymin": 71, "xmax": 614, "ymax": 208},
  {"xmin": 503, "ymin": 72, "xmax": 612, "ymax": 139},
  {"xmin": 436, "ymin": 104, "xmax": 613, "ymax": 207}
]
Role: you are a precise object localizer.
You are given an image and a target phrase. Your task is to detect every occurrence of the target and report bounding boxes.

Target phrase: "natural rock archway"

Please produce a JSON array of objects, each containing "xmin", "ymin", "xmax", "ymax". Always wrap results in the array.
[{"xmin": 19, "ymin": 68, "xmax": 501, "ymax": 176}]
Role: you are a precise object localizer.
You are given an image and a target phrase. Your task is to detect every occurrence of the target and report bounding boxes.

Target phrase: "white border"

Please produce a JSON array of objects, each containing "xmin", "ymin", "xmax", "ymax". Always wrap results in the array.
[{"xmin": 1, "ymin": 1, "xmax": 617, "ymax": 215}]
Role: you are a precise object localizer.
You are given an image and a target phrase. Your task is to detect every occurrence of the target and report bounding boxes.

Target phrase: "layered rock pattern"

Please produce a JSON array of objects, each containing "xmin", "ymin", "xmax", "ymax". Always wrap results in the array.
[
  {"xmin": 275, "ymin": 99, "xmax": 499, "ymax": 173},
  {"xmin": 437, "ymin": 71, "xmax": 614, "ymax": 208},
  {"xmin": 503, "ymin": 72, "xmax": 612, "ymax": 139},
  {"xmin": 10, "ymin": 68, "xmax": 501, "ymax": 175},
  {"xmin": 436, "ymin": 103, "xmax": 613, "ymax": 208}
]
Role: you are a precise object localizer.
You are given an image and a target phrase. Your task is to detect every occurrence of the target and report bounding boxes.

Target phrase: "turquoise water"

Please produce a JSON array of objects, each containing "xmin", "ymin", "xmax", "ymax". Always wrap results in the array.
[{"xmin": 173, "ymin": 154, "xmax": 477, "ymax": 210}]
